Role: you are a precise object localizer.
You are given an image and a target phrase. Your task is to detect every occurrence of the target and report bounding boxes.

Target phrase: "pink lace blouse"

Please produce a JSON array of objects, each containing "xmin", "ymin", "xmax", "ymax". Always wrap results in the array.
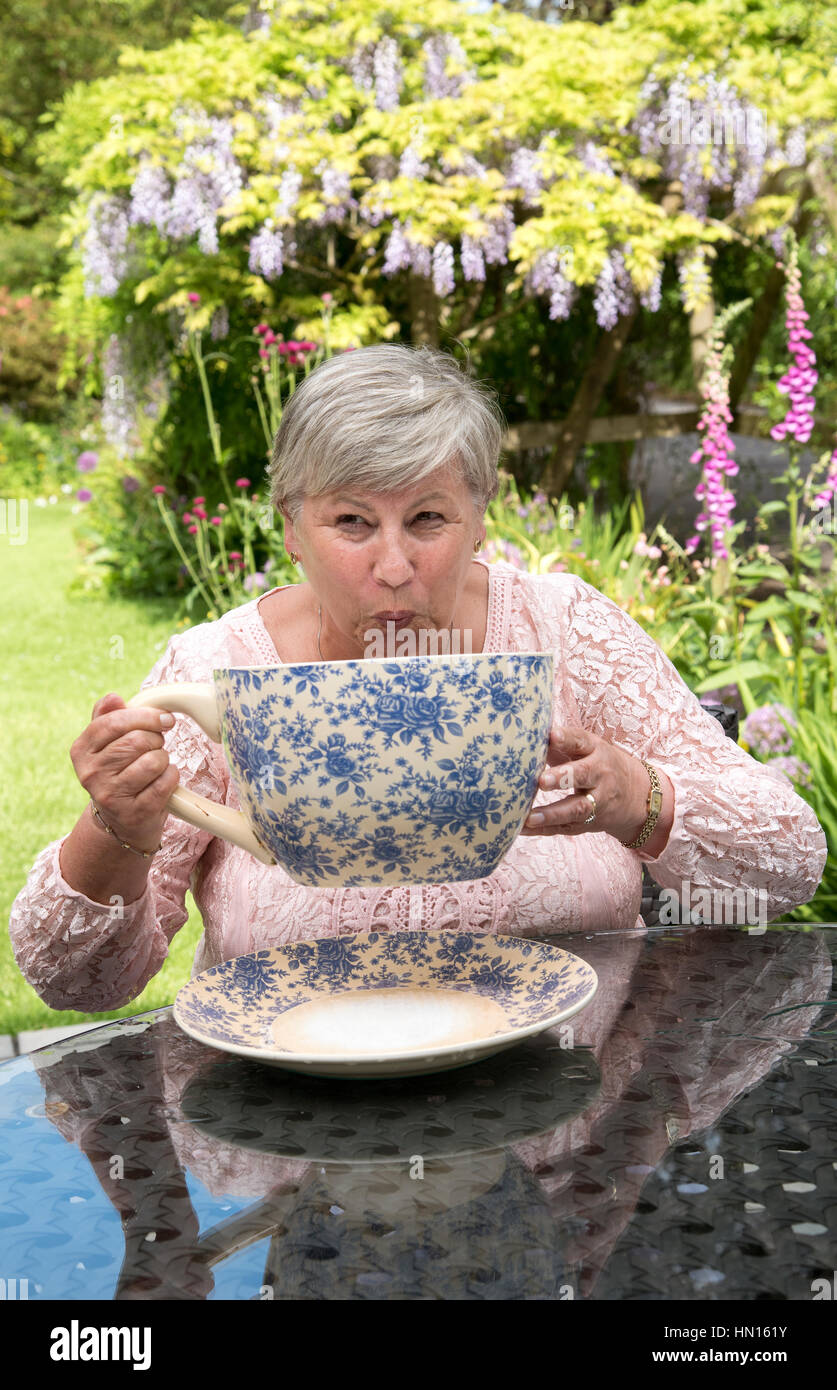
[{"xmin": 9, "ymin": 559, "xmax": 827, "ymax": 1014}]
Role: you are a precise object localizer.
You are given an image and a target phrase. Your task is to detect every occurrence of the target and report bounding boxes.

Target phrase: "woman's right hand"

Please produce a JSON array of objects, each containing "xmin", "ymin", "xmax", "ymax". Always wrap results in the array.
[{"xmin": 70, "ymin": 692, "xmax": 181, "ymax": 852}]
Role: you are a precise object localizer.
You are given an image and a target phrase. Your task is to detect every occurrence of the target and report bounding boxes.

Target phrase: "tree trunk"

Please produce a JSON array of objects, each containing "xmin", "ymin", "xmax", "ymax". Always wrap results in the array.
[
  {"xmin": 808, "ymin": 157, "xmax": 837, "ymax": 240},
  {"xmin": 408, "ymin": 272, "xmax": 440, "ymax": 346},
  {"xmin": 689, "ymin": 293, "xmax": 716, "ymax": 389},
  {"xmin": 538, "ymin": 302, "xmax": 640, "ymax": 499}
]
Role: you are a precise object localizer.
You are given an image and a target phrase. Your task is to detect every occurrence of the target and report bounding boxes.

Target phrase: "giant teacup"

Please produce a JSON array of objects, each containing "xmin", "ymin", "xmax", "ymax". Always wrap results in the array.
[{"xmin": 126, "ymin": 652, "xmax": 554, "ymax": 887}]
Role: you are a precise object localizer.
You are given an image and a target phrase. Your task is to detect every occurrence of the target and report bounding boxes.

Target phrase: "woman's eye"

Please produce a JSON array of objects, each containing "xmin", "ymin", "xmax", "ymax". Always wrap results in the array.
[
  {"xmin": 413, "ymin": 512, "xmax": 442, "ymax": 523},
  {"xmin": 337, "ymin": 515, "xmax": 368, "ymax": 527}
]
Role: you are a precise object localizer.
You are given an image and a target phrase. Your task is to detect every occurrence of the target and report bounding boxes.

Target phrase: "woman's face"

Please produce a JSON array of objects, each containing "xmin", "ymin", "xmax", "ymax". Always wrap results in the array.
[{"xmin": 281, "ymin": 466, "xmax": 486, "ymax": 659}]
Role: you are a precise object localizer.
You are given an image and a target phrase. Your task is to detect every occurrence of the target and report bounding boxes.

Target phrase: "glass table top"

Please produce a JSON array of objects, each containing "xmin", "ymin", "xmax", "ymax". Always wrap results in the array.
[{"xmin": 1, "ymin": 923, "xmax": 835, "ymax": 1301}]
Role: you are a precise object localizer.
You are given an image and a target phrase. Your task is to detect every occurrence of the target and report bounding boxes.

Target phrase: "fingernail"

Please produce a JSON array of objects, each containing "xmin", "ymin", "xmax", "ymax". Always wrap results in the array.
[
  {"xmin": 540, "ymin": 772, "xmax": 556, "ymax": 789},
  {"xmin": 160, "ymin": 713, "xmax": 175, "ymax": 728},
  {"xmin": 527, "ymin": 811, "xmax": 544, "ymax": 826}
]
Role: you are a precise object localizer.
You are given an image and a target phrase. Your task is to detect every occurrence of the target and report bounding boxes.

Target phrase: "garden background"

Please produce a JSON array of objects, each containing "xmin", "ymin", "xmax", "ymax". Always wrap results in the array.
[{"xmin": 1, "ymin": 0, "xmax": 836, "ymax": 1034}]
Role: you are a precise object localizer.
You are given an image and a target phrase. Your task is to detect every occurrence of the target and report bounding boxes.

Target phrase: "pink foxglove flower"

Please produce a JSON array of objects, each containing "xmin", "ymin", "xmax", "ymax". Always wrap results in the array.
[
  {"xmin": 685, "ymin": 309, "xmax": 742, "ymax": 561},
  {"xmin": 770, "ymin": 236, "xmax": 817, "ymax": 446}
]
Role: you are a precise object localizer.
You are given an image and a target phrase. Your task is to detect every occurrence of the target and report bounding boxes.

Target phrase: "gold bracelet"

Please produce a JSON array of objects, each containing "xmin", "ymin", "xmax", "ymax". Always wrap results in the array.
[
  {"xmin": 621, "ymin": 761, "xmax": 663, "ymax": 850},
  {"xmin": 89, "ymin": 800, "xmax": 162, "ymax": 859}
]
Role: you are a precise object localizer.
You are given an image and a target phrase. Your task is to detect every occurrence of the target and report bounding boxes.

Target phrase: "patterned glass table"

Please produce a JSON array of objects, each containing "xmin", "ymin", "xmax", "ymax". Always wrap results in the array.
[{"xmin": 1, "ymin": 923, "xmax": 834, "ymax": 1301}]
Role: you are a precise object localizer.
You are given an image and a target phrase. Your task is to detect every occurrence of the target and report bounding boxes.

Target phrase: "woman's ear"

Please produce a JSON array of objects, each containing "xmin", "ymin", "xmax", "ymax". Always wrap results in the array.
[{"xmin": 280, "ymin": 503, "xmax": 301, "ymax": 557}]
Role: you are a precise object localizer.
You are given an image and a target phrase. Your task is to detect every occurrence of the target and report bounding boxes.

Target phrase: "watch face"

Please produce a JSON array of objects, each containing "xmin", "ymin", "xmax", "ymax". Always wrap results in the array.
[{"xmin": 650, "ymin": 789, "xmax": 663, "ymax": 814}]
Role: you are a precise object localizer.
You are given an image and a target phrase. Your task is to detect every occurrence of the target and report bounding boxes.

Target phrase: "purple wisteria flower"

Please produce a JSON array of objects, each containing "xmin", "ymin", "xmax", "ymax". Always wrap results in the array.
[
  {"xmin": 131, "ymin": 110, "xmax": 244, "ymax": 257},
  {"xmin": 508, "ymin": 147, "xmax": 546, "ymax": 207},
  {"xmin": 633, "ymin": 65, "xmax": 779, "ymax": 221},
  {"xmin": 83, "ymin": 194, "xmax": 130, "ymax": 297},
  {"xmin": 770, "ymin": 236, "xmax": 818, "ymax": 446},
  {"xmin": 314, "ymin": 161, "xmax": 358, "ymax": 225},
  {"xmin": 373, "ymin": 36, "xmax": 403, "ymax": 111},
  {"xmin": 129, "ymin": 163, "xmax": 171, "ymax": 230},
  {"xmin": 460, "ymin": 233, "xmax": 486, "ymax": 282},
  {"xmin": 277, "ymin": 167, "xmax": 303, "ymax": 219},
  {"xmin": 432, "ymin": 241, "xmax": 455, "ymax": 297},
  {"xmin": 382, "ymin": 219, "xmax": 431, "ymax": 278},
  {"xmin": 741, "ymin": 703, "xmax": 797, "ymax": 757},
  {"xmin": 248, "ymin": 222, "xmax": 287, "ymax": 279},
  {"xmin": 399, "ymin": 139, "xmax": 430, "ymax": 180},
  {"xmin": 480, "ymin": 206, "xmax": 516, "ymax": 267},
  {"xmin": 578, "ymin": 140, "xmax": 614, "ymax": 176},
  {"xmin": 422, "ymin": 34, "xmax": 475, "ymax": 100},
  {"xmin": 593, "ymin": 249, "xmax": 635, "ymax": 330},
  {"xmin": 526, "ymin": 249, "xmax": 576, "ymax": 321}
]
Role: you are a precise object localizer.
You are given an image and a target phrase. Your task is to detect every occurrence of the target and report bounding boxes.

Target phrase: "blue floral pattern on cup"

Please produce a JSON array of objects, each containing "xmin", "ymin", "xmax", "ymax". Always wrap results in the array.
[{"xmin": 214, "ymin": 652, "xmax": 553, "ymax": 887}]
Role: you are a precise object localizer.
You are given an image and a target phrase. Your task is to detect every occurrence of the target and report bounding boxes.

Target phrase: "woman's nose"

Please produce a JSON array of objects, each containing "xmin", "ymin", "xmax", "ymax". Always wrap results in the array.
[{"xmin": 372, "ymin": 535, "xmax": 414, "ymax": 587}]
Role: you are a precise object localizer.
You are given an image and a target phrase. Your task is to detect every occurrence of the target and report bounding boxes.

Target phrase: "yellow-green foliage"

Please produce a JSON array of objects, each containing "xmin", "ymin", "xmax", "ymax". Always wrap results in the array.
[{"xmin": 39, "ymin": 0, "xmax": 837, "ymax": 377}]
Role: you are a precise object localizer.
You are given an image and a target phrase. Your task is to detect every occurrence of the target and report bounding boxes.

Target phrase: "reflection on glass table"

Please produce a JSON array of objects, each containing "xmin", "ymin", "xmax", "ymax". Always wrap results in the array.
[{"xmin": 0, "ymin": 924, "xmax": 834, "ymax": 1300}]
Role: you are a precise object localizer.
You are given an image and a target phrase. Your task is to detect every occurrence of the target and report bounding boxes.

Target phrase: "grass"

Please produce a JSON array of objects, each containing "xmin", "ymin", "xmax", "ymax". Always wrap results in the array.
[{"xmin": 1, "ymin": 497, "xmax": 204, "ymax": 1034}]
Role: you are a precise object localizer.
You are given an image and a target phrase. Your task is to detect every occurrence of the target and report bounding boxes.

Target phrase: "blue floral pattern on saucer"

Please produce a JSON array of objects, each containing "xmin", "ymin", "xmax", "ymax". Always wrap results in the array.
[{"xmin": 174, "ymin": 931, "xmax": 598, "ymax": 1078}]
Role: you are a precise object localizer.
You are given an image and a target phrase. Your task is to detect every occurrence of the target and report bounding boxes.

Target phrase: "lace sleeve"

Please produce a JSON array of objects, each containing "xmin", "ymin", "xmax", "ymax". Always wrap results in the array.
[
  {"xmin": 556, "ymin": 573, "xmax": 827, "ymax": 922},
  {"xmin": 8, "ymin": 633, "xmax": 227, "ymax": 1013}
]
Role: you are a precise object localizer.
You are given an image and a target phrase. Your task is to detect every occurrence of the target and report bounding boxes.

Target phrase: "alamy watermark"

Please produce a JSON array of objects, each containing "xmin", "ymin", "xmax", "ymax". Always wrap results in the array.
[
  {"xmin": 657, "ymin": 880, "xmax": 768, "ymax": 932},
  {"xmin": 362, "ymin": 623, "xmax": 474, "ymax": 658},
  {"xmin": 659, "ymin": 100, "xmax": 766, "ymax": 148},
  {"xmin": 0, "ymin": 498, "xmax": 28, "ymax": 545}
]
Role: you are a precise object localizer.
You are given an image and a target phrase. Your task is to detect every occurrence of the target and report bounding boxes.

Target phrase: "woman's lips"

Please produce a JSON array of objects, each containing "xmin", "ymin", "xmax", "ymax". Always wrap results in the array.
[{"xmin": 373, "ymin": 611, "xmax": 415, "ymax": 622}]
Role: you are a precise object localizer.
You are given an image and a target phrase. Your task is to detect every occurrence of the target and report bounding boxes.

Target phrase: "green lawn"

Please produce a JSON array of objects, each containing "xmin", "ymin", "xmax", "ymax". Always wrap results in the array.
[{"xmin": 1, "ymin": 498, "xmax": 204, "ymax": 1033}]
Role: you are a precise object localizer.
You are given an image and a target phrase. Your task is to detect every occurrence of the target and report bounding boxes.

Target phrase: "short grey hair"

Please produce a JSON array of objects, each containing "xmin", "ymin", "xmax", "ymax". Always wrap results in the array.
[{"xmin": 268, "ymin": 342, "xmax": 505, "ymax": 524}]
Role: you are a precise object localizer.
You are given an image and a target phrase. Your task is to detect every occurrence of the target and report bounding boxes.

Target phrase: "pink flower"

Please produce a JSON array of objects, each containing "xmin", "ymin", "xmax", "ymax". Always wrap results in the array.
[
  {"xmin": 235, "ymin": 478, "xmax": 251, "ymax": 489},
  {"xmin": 187, "ymin": 524, "xmax": 198, "ymax": 534},
  {"xmin": 187, "ymin": 292, "xmax": 201, "ymax": 304},
  {"xmin": 770, "ymin": 238, "xmax": 818, "ymax": 445},
  {"xmin": 182, "ymin": 512, "xmax": 193, "ymax": 524},
  {"xmin": 254, "ymin": 323, "xmax": 269, "ymax": 335},
  {"xmin": 228, "ymin": 550, "xmax": 243, "ymax": 561},
  {"xmin": 152, "ymin": 485, "xmax": 167, "ymax": 495},
  {"xmin": 218, "ymin": 503, "xmax": 228, "ymax": 512},
  {"xmin": 77, "ymin": 450, "xmax": 99, "ymax": 472},
  {"xmin": 193, "ymin": 496, "xmax": 205, "ymax": 505},
  {"xmin": 76, "ymin": 488, "xmax": 93, "ymax": 503},
  {"xmin": 321, "ymin": 292, "xmax": 333, "ymax": 304},
  {"xmin": 192, "ymin": 507, "xmax": 207, "ymax": 521},
  {"xmin": 243, "ymin": 572, "xmax": 268, "ymax": 593},
  {"xmin": 210, "ymin": 516, "xmax": 222, "ymax": 525}
]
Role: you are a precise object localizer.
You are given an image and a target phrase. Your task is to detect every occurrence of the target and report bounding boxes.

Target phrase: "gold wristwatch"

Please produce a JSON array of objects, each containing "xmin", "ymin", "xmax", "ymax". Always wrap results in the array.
[{"xmin": 621, "ymin": 761, "xmax": 663, "ymax": 850}]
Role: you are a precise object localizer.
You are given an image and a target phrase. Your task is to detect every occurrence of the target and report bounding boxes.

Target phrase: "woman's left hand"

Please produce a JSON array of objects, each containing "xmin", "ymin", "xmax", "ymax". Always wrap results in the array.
[{"xmin": 520, "ymin": 723, "xmax": 650, "ymax": 843}]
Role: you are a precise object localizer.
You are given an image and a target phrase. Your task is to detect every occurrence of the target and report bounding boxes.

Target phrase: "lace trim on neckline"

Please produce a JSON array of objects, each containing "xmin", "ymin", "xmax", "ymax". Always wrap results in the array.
[{"xmin": 236, "ymin": 557, "xmax": 511, "ymax": 661}]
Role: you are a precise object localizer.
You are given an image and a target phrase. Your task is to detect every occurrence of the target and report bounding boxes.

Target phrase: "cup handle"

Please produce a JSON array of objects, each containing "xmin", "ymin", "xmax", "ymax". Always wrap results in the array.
[{"xmin": 126, "ymin": 683, "xmax": 277, "ymax": 866}]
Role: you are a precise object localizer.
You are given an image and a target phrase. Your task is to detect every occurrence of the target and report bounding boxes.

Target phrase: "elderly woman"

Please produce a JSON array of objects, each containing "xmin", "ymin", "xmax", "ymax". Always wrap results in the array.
[{"xmin": 10, "ymin": 344, "xmax": 827, "ymax": 1014}]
